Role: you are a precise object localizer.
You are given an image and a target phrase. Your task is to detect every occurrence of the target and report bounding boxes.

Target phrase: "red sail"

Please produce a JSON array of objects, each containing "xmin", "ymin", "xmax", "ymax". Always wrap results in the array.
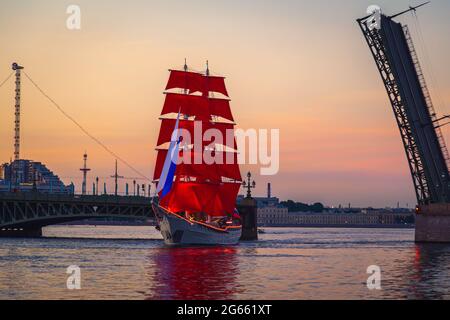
[
  {"xmin": 154, "ymin": 149, "xmax": 241, "ymax": 182},
  {"xmin": 209, "ymin": 98, "xmax": 234, "ymax": 122},
  {"xmin": 165, "ymin": 70, "xmax": 229, "ymax": 97},
  {"xmin": 162, "ymin": 93, "xmax": 234, "ymax": 122},
  {"xmin": 205, "ymin": 76, "xmax": 229, "ymax": 97},
  {"xmin": 217, "ymin": 182, "xmax": 242, "ymax": 214},
  {"xmin": 157, "ymin": 119, "xmax": 236, "ymax": 149},
  {"xmin": 159, "ymin": 182, "xmax": 203, "ymax": 214},
  {"xmin": 157, "ymin": 67, "xmax": 241, "ymax": 217},
  {"xmin": 160, "ymin": 181, "xmax": 241, "ymax": 216},
  {"xmin": 202, "ymin": 182, "xmax": 242, "ymax": 216},
  {"xmin": 165, "ymin": 70, "xmax": 204, "ymax": 94},
  {"xmin": 162, "ymin": 93, "xmax": 211, "ymax": 121},
  {"xmin": 157, "ymin": 119, "xmax": 194, "ymax": 146},
  {"xmin": 219, "ymin": 152, "xmax": 242, "ymax": 181}
]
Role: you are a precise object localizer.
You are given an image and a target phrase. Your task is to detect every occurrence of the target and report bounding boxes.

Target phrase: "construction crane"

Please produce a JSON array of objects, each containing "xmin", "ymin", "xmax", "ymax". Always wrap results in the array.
[{"xmin": 12, "ymin": 62, "xmax": 24, "ymax": 162}]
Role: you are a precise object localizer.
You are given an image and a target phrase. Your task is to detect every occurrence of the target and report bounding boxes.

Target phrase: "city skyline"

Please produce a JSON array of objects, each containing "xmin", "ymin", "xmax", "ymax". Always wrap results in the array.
[{"xmin": 1, "ymin": 0, "xmax": 450, "ymax": 207}]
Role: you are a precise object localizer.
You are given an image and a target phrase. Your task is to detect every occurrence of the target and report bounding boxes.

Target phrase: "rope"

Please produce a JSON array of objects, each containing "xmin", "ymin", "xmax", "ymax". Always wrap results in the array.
[
  {"xmin": 0, "ymin": 72, "xmax": 14, "ymax": 89},
  {"xmin": 181, "ymin": 64, "xmax": 224, "ymax": 77},
  {"xmin": 60, "ymin": 176, "xmax": 149, "ymax": 181},
  {"xmin": 23, "ymin": 71, "xmax": 151, "ymax": 182},
  {"xmin": 411, "ymin": 11, "xmax": 448, "ymax": 114}
]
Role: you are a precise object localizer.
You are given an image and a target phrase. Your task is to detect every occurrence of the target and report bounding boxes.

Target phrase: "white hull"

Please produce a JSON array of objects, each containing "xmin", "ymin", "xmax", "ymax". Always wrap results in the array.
[{"xmin": 153, "ymin": 205, "xmax": 242, "ymax": 246}]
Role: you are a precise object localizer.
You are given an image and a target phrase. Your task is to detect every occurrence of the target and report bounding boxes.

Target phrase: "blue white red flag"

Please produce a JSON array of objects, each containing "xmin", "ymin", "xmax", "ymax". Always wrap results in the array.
[{"xmin": 156, "ymin": 112, "xmax": 181, "ymax": 198}]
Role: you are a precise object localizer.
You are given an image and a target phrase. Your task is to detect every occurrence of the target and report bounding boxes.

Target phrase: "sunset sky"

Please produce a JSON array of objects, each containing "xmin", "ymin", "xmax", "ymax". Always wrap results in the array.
[{"xmin": 1, "ymin": 0, "xmax": 449, "ymax": 207}]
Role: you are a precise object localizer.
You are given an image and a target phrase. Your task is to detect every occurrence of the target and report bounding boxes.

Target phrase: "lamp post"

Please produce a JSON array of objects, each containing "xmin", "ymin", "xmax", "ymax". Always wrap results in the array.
[
  {"xmin": 242, "ymin": 172, "xmax": 256, "ymax": 199},
  {"xmin": 239, "ymin": 172, "xmax": 258, "ymax": 241}
]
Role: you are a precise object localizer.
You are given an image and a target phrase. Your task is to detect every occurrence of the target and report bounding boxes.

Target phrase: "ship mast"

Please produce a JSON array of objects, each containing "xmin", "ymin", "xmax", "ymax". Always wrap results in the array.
[{"xmin": 183, "ymin": 58, "xmax": 189, "ymax": 118}]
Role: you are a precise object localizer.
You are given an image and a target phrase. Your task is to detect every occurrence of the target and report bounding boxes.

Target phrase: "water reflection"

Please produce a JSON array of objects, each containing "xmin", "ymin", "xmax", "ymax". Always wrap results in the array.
[
  {"xmin": 146, "ymin": 246, "xmax": 241, "ymax": 300},
  {"xmin": 409, "ymin": 244, "xmax": 450, "ymax": 299},
  {"xmin": 2, "ymin": 227, "xmax": 450, "ymax": 300}
]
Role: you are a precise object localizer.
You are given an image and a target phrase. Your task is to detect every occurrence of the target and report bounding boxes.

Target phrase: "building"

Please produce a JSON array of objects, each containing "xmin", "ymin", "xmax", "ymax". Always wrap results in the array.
[
  {"xmin": 240, "ymin": 182, "xmax": 415, "ymax": 227},
  {"xmin": 249, "ymin": 187, "xmax": 414, "ymax": 227},
  {"xmin": 257, "ymin": 206, "xmax": 289, "ymax": 225},
  {"xmin": 257, "ymin": 208, "xmax": 415, "ymax": 227},
  {"xmin": 0, "ymin": 160, "xmax": 74, "ymax": 195},
  {"xmin": 237, "ymin": 195, "xmax": 280, "ymax": 208},
  {"xmin": 242, "ymin": 190, "xmax": 291, "ymax": 226}
]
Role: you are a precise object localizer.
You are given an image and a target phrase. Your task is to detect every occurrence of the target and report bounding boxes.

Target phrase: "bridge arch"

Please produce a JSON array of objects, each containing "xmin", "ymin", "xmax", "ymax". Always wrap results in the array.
[{"xmin": 0, "ymin": 193, "xmax": 154, "ymax": 237}]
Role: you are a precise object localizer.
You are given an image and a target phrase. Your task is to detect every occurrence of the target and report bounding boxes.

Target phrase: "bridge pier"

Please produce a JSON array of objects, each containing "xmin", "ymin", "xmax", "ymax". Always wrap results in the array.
[
  {"xmin": 416, "ymin": 204, "xmax": 450, "ymax": 243},
  {"xmin": 0, "ymin": 227, "xmax": 42, "ymax": 238},
  {"xmin": 238, "ymin": 197, "xmax": 258, "ymax": 241}
]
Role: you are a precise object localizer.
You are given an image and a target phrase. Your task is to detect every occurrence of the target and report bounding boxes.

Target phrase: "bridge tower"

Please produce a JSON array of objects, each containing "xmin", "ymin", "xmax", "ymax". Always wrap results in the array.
[
  {"xmin": 80, "ymin": 153, "xmax": 91, "ymax": 195},
  {"xmin": 357, "ymin": 3, "xmax": 450, "ymax": 242}
]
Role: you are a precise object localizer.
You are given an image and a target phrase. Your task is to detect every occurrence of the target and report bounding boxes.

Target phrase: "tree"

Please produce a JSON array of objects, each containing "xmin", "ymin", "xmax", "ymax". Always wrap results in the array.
[{"xmin": 280, "ymin": 200, "xmax": 325, "ymax": 213}]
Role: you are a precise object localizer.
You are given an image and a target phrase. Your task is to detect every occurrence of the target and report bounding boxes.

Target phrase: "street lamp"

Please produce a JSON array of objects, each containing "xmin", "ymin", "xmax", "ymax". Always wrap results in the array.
[{"xmin": 242, "ymin": 172, "xmax": 256, "ymax": 199}]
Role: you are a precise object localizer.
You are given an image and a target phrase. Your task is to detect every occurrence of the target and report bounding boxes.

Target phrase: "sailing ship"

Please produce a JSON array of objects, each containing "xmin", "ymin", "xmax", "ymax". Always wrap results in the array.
[{"xmin": 152, "ymin": 61, "xmax": 243, "ymax": 246}]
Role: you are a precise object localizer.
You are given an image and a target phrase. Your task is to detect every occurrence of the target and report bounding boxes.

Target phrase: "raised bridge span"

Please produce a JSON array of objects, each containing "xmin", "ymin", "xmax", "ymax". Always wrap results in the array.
[
  {"xmin": 0, "ymin": 192, "xmax": 154, "ymax": 237},
  {"xmin": 357, "ymin": 4, "xmax": 450, "ymax": 242}
]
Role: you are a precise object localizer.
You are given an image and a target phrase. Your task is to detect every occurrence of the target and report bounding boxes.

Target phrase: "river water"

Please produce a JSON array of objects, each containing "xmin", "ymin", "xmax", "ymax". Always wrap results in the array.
[{"xmin": 0, "ymin": 226, "xmax": 448, "ymax": 300}]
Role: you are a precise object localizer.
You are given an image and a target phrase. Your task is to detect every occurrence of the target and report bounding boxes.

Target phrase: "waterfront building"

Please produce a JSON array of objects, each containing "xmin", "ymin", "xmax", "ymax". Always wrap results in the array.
[
  {"xmin": 239, "ymin": 184, "xmax": 415, "ymax": 227},
  {"xmin": 257, "ymin": 208, "xmax": 415, "ymax": 227},
  {"xmin": 0, "ymin": 160, "xmax": 74, "ymax": 195},
  {"xmin": 237, "ymin": 195, "xmax": 280, "ymax": 207},
  {"xmin": 257, "ymin": 206, "xmax": 289, "ymax": 225}
]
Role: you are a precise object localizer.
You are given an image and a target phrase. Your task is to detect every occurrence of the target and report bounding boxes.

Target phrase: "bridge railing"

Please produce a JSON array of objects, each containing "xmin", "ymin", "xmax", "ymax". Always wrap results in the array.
[{"xmin": 0, "ymin": 191, "xmax": 155, "ymax": 204}]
